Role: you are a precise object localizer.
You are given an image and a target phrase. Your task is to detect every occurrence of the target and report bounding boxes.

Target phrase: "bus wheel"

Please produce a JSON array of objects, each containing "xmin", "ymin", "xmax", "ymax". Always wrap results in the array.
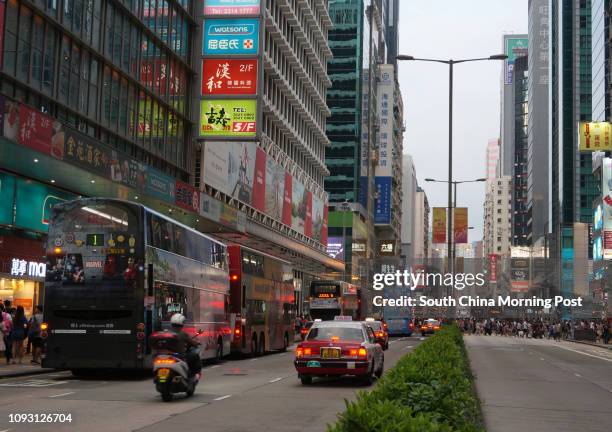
[
  {"xmin": 250, "ymin": 334, "xmax": 258, "ymax": 357},
  {"xmin": 258, "ymin": 332, "xmax": 265, "ymax": 356}
]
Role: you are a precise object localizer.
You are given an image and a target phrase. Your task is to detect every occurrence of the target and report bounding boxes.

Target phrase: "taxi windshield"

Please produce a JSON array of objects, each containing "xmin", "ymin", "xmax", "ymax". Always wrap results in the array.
[
  {"xmin": 366, "ymin": 321, "xmax": 383, "ymax": 331},
  {"xmin": 306, "ymin": 326, "xmax": 364, "ymax": 342}
]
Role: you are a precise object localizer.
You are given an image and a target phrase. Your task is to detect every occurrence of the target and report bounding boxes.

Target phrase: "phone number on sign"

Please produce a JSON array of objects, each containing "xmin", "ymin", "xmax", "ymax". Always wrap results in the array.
[{"xmin": 9, "ymin": 413, "xmax": 73, "ymax": 423}]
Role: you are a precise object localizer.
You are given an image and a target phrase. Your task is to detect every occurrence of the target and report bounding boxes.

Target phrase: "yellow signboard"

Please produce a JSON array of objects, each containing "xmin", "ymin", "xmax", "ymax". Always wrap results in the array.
[
  {"xmin": 432, "ymin": 207, "xmax": 446, "ymax": 244},
  {"xmin": 579, "ymin": 121, "xmax": 612, "ymax": 151}
]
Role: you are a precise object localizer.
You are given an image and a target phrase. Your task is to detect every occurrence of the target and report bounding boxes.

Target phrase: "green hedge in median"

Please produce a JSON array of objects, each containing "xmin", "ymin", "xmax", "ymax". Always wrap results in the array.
[{"xmin": 327, "ymin": 326, "xmax": 482, "ymax": 432}]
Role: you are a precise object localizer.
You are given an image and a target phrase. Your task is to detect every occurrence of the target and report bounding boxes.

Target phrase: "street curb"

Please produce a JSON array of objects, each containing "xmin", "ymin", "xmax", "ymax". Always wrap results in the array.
[
  {"xmin": 0, "ymin": 368, "xmax": 54, "ymax": 379},
  {"xmin": 567, "ymin": 339, "xmax": 612, "ymax": 351}
]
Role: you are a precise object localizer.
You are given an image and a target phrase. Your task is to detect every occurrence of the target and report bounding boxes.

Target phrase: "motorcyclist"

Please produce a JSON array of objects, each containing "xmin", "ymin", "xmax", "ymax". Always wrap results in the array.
[{"xmin": 169, "ymin": 313, "xmax": 201, "ymax": 377}]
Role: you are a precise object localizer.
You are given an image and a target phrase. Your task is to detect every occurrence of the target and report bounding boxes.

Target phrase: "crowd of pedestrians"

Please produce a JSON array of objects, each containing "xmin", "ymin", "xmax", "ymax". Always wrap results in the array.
[
  {"xmin": 0, "ymin": 300, "xmax": 44, "ymax": 365},
  {"xmin": 457, "ymin": 317, "xmax": 612, "ymax": 344}
]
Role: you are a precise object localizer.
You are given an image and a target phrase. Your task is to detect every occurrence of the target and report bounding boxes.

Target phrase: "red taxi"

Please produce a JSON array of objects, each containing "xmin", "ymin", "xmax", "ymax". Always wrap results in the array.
[
  {"xmin": 420, "ymin": 318, "xmax": 441, "ymax": 336},
  {"xmin": 365, "ymin": 318, "xmax": 389, "ymax": 350},
  {"xmin": 294, "ymin": 320, "xmax": 384, "ymax": 385}
]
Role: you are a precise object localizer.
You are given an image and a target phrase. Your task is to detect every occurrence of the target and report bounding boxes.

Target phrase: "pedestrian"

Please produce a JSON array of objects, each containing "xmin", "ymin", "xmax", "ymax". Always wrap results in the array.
[
  {"xmin": 603, "ymin": 323, "xmax": 610, "ymax": 345},
  {"xmin": 11, "ymin": 306, "xmax": 28, "ymax": 364},
  {"xmin": 1, "ymin": 304, "xmax": 13, "ymax": 364},
  {"xmin": 28, "ymin": 305, "xmax": 44, "ymax": 364}
]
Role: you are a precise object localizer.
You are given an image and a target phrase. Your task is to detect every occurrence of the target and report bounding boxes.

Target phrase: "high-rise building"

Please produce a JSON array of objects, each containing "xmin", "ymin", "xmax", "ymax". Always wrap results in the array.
[
  {"xmin": 0, "ymin": 1, "xmax": 342, "ymax": 316},
  {"xmin": 527, "ymin": 0, "xmax": 551, "ymax": 246},
  {"xmin": 550, "ymin": 0, "xmax": 596, "ymax": 309},
  {"xmin": 386, "ymin": 0, "xmax": 400, "ymax": 68},
  {"xmin": 500, "ymin": 34, "xmax": 528, "ymax": 177},
  {"xmin": 413, "ymin": 186, "xmax": 430, "ymax": 261},
  {"xmin": 400, "ymin": 154, "xmax": 416, "ymax": 263},
  {"xmin": 591, "ymin": 0, "xmax": 610, "ymax": 122},
  {"xmin": 483, "ymin": 177, "xmax": 513, "ymax": 258},
  {"xmin": 512, "ymin": 55, "xmax": 530, "ymax": 246},
  {"xmin": 486, "ymin": 139, "xmax": 501, "ymax": 179}
]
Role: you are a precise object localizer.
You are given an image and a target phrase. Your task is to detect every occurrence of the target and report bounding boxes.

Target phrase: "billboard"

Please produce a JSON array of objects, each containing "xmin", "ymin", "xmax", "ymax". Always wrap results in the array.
[
  {"xmin": 489, "ymin": 254, "xmax": 498, "ymax": 282},
  {"xmin": 199, "ymin": 99, "xmax": 257, "ymax": 137},
  {"xmin": 203, "ymin": 18, "xmax": 260, "ymax": 56},
  {"xmin": 453, "ymin": 207, "xmax": 468, "ymax": 244},
  {"xmin": 264, "ymin": 156, "xmax": 285, "ymax": 221},
  {"xmin": 374, "ymin": 177, "xmax": 392, "ymax": 224},
  {"xmin": 326, "ymin": 237, "xmax": 345, "ymax": 261},
  {"xmin": 292, "ymin": 177, "xmax": 307, "ymax": 234},
  {"xmin": 311, "ymin": 194, "xmax": 325, "ymax": 243},
  {"xmin": 202, "ymin": 59, "xmax": 258, "ymax": 96},
  {"xmin": 601, "ymin": 158, "xmax": 612, "ymax": 258},
  {"xmin": 204, "ymin": 0, "xmax": 260, "ymax": 16},
  {"xmin": 578, "ymin": 121, "xmax": 612, "ymax": 152},
  {"xmin": 432, "ymin": 207, "xmax": 446, "ymax": 244},
  {"xmin": 510, "ymin": 258, "xmax": 529, "ymax": 292},
  {"xmin": 504, "ymin": 37, "xmax": 528, "ymax": 84}
]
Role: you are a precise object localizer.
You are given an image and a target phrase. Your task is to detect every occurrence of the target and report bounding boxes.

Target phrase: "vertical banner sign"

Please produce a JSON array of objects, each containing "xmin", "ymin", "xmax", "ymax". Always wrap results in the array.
[
  {"xmin": 578, "ymin": 121, "xmax": 612, "ymax": 152},
  {"xmin": 322, "ymin": 204, "xmax": 328, "ymax": 246},
  {"xmin": 601, "ymin": 158, "xmax": 612, "ymax": 258},
  {"xmin": 453, "ymin": 207, "xmax": 468, "ymax": 243},
  {"xmin": 204, "ymin": 0, "xmax": 261, "ymax": 16},
  {"xmin": 304, "ymin": 191, "xmax": 313, "ymax": 238},
  {"xmin": 374, "ymin": 65, "xmax": 394, "ymax": 225},
  {"xmin": 489, "ymin": 254, "xmax": 498, "ymax": 282},
  {"xmin": 0, "ymin": 0, "xmax": 5, "ymax": 71},
  {"xmin": 504, "ymin": 37, "xmax": 528, "ymax": 84},
  {"xmin": 251, "ymin": 146, "xmax": 266, "ymax": 212},
  {"xmin": 202, "ymin": 59, "xmax": 258, "ymax": 95},
  {"xmin": 432, "ymin": 207, "xmax": 447, "ymax": 244},
  {"xmin": 203, "ymin": 18, "xmax": 260, "ymax": 56},
  {"xmin": 374, "ymin": 177, "xmax": 392, "ymax": 224}
]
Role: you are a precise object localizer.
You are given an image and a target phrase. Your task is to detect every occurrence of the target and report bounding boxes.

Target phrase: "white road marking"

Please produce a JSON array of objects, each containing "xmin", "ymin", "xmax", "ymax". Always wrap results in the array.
[
  {"xmin": 574, "ymin": 373, "xmax": 582, "ymax": 377},
  {"xmin": 48, "ymin": 392, "xmax": 75, "ymax": 398},
  {"xmin": 0, "ymin": 379, "xmax": 68, "ymax": 387},
  {"xmin": 556, "ymin": 345, "xmax": 612, "ymax": 363},
  {"xmin": 419, "ymin": 337, "xmax": 425, "ymax": 341},
  {"xmin": 211, "ymin": 365, "xmax": 220, "ymax": 369},
  {"xmin": 540, "ymin": 357, "xmax": 545, "ymax": 361},
  {"xmin": 250, "ymin": 358, "xmax": 259, "ymax": 361},
  {"xmin": 279, "ymin": 353, "xmax": 286, "ymax": 356},
  {"xmin": 213, "ymin": 395, "xmax": 232, "ymax": 401},
  {"xmin": 268, "ymin": 377, "xmax": 282, "ymax": 383},
  {"xmin": 0, "ymin": 428, "xmax": 11, "ymax": 432},
  {"xmin": 403, "ymin": 345, "xmax": 413, "ymax": 350}
]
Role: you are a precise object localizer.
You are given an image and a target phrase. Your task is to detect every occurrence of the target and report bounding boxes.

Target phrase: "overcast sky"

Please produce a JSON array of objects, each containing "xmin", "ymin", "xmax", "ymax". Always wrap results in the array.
[{"xmin": 397, "ymin": 0, "xmax": 528, "ymax": 242}]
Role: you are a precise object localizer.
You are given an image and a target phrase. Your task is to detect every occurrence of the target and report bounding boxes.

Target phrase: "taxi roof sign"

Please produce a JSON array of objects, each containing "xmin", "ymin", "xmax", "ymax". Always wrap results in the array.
[
  {"xmin": 365, "ymin": 317, "xmax": 375, "ymax": 322},
  {"xmin": 333, "ymin": 316, "xmax": 352, "ymax": 321}
]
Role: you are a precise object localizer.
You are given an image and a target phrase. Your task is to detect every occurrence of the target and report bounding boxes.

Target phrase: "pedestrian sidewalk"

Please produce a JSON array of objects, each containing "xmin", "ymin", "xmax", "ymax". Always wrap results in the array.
[
  {"xmin": 0, "ymin": 353, "xmax": 52, "ymax": 378},
  {"xmin": 568, "ymin": 338, "xmax": 612, "ymax": 351}
]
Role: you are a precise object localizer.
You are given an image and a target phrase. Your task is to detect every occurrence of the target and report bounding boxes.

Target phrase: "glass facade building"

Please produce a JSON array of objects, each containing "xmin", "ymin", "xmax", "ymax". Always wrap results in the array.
[{"xmin": 513, "ymin": 55, "xmax": 530, "ymax": 246}]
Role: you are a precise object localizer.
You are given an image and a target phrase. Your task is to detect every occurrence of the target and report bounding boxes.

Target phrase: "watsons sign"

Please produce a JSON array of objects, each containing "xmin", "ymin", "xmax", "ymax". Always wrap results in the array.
[{"xmin": 203, "ymin": 18, "xmax": 260, "ymax": 56}]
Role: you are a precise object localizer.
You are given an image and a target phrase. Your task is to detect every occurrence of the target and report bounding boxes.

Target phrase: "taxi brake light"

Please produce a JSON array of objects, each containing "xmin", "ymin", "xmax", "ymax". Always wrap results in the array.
[
  {"xmin": 433, "ymin": 326, "xmax": 440, "ymax": 330},
  {"xmin": 358, "ymin": 348, "xmax": 367, "ymax": 357},
  {"xmin": 53, "ymin": 247, "xmax": 62, "ymax": 254},
  {"xmin": 234, "ymin": 327, "xmax": 241, "ymax": 336},
  {"xmin": 349, "ymin": 349, "xmax": 358, "ymax": 356},
  {"xmin": 331, "ymin": 336, "xmax": 340, "ymax": 342},
  {"xmin": 296, "ymin": 347, "xmax": 304, "ymax": 358},
  {"xmin": 303, "ymin": 348, "xmax": 312, "ymax": 355}
]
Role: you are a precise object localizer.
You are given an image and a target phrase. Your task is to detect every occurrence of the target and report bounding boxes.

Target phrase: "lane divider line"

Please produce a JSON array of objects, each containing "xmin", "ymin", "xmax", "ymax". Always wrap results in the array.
[
  {"xmin": 555, "ymin": 345, "xmax": 612, "ymax": 363},
  {"xmin": 213, "ymin": 395, "xmax": 232, "ymax": 401},
  {"xmin": 269, "ymin": 377, "xmax": 282, "ymax": 383},
  {"xmin": 211, "ymin": 365, "xmax": 220, "ymax": 369},
  {"xmin": 574, "ymin": 373, "xmax": 581, "ymax": 377},
  {"xmin": 48, "ymin": 392, "xmax": 75, "ymax": 398}
]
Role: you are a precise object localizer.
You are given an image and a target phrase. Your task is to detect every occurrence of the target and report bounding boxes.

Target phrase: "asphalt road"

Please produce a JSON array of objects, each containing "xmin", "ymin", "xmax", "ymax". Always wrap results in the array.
[
  {"xmin": 0, "ymin": 336, "xmax": 423, "ymax": 432},
  {"xmin": 466, "ymin": 335, "xmax": 612, "ymax": 432}
]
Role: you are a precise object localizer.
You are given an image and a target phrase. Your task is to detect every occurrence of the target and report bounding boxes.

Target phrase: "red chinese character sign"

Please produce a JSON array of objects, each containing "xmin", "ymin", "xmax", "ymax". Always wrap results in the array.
[{"xmin": 202, "ymin": 59, "xmax": 258, "ymax": 95}]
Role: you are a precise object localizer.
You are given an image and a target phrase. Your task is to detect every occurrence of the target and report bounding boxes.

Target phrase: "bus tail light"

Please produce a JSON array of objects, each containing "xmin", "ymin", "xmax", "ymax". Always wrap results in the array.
[
  {"xmin": 41, "ymin": 322, "xmax": 49, "ymax": 339},
  {"xmin": 231, "ymin": 274, "xmax": 239, "ymax": 281},
  {"xmin": 234, "ymin": 323, "xmax": 241, "ymax": 338}
]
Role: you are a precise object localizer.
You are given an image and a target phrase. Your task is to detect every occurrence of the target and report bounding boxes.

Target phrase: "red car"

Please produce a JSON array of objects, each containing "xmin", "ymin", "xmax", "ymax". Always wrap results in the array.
[
  {"xmin": 294, "ymin": 321, "xmax": 384, "ymax": 385},
  {"xmin": 365, "ymin": 319, "xmax": 389, "ymax": 350},
  {"xmin": 300, "ymin": 321, "xmax": 314, "ymax": 341}
]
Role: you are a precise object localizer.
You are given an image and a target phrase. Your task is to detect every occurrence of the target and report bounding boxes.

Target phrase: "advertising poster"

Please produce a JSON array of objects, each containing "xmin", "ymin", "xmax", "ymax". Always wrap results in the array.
[
  {"xmin": 326, "ymin": 237, "xmax": 344, "ymax": 261},
  {"xmin": 322, "ymin": 204, "xmax": 328, "ymax": 245},
  {"xmin": 204, "ymin": 0, "xmax": 260, "ymax": 16},
  {"xmin": 3, "ymin": 100, "xmax": 18, "ymax": 141},
  {"xmin": 202, "ymin": 141, "xmax": 230, "ymax": 193},
  {"xmin": 282, "ymin": 172, "xmax": 292, "ymax": 227},
  {"xmin": 304, "ymin": 191, "xmax": 313, "ymax": 238},
  {"xmin": 601, "ymin": 158, "xmax": 612, "ymax": 259},
  {"xmin": 510, "ymin": 258, "xmax": 529, "ymax": 293},
  {"xmin": 199, "ymin": 99, "xmax": 257, "ymax": 137},
  {"xmin": 146, "ymin": 168, "xmax": 176, "ymax": 203},
  {"xmin": 202, "ymin": 59, "xmax": 258, "ymax": 95},
  {"xmin": 264, "ymin": 156, "xmax": 285, "ymax": 220},
  {"xmin": 228, "ymin": 141, "xmax": 257, "ymax": 204},
  {"xmin": 578, "ymin": 121, "xmax": 612, "ymax": 152},
  {"xmin": 292, "ymin": 177, "xmax": 307, "ymax": 234},
  {"xmin": 175, "ymin": 180, "xmax": 200, "ymax": 213},
  {"xmin": 18, "ymin": 104, "xmax": 54, "ymax": 155},
  {"xmin": 453, "ymin": 207, "xmax": 468, "ymax": 243},
  {"xmin": 432, "ymin": 207, "xmax": 446, "ymax": 244},
  {"xmin": 203, "ymin": 18, "xmax": 260, "ymax": 56},
  {"xmin": 374, "ymin": 177, "xmax": 392, "ymax": 224},
  {"xmin": 311, "ymin": 195, "xmax": 325, "ymax": 243},
  {"xmin": 504, "ymin": 37, "xmax": 528, "ymax": 84},
  {"xmin": 251, "ymin": 146, "xmax": 266, "ymax": 212}
]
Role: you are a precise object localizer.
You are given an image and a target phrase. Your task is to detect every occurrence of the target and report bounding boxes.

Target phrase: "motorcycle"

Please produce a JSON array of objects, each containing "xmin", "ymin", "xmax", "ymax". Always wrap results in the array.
[{"xmin": 150, "ymin": 330, "xmax": 201, "ymax": 402}]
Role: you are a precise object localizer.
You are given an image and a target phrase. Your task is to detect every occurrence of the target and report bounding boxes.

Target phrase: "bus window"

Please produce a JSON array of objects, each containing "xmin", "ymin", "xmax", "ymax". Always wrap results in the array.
[{"xmin": 155, "ymin": 283, "xmax": 189, "ymax": 323}]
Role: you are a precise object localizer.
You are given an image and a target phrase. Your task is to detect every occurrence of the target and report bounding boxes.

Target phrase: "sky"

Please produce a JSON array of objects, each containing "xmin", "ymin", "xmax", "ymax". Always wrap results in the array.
[{"xmin": 397, "ymin": 0, "xmax": 528, "ymax": 242}]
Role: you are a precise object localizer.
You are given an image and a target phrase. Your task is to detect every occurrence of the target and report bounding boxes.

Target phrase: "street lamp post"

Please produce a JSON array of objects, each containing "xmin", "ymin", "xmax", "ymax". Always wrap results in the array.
[{"xmin": 397, "ymin": 54, "xmax": 506, "ymax": 294}]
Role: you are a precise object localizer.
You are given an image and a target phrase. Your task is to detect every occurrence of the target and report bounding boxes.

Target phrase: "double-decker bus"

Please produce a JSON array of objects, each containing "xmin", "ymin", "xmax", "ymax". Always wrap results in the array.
[
  {"xmin": 227, "ymin": 245, "xmax": 295, "ymax": 355},
  {"xmin": 42, "ymin": 198, "xmax": 231, "ymax": 373},
  {"xmin": 308, "ymin": 280, "xmax": 360, "ymax": 321}
]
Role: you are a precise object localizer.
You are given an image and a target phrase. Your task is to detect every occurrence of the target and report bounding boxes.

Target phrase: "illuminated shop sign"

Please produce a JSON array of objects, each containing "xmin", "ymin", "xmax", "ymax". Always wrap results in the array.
[{"xmin": 10, "ymin": 258, "xmax": 46, "ymax": 278}]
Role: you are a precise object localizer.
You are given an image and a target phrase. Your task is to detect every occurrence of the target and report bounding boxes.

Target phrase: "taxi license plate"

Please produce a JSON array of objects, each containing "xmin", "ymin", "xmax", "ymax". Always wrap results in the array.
[
  {"xmin": 307, "ymin": 361, "xmax": 321, "ymax": 367},
  {"xmin": 320, "ymin": 348, "xmax": 341, "ymax": 359},
  {"xmin": 157, "ymin": 368, "xmax": 170, "ymax": 381}
]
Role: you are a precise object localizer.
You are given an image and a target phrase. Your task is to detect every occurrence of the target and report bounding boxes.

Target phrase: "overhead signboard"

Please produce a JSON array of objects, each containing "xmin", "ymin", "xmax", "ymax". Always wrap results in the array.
[
  {"xmin": 504, "ymin": 37, "xmax": 528, "ymax": 84},
  {"xmin": 204, "ymin": 0, "xmax": 261, "ymax": 16},
  {"xmin": 203, "ymin": 18, "xmax": 260, "ymax": 56},
  {"xmin": 199, "ymin": 99, "xmax": 257, "ymax": 137},
  {"xmin": 202, "ymin": 59, "xmax": 258, "ymax": 95},
  {"xmin": 578, "ymin": 121, "xmax": 612, "ymax": 152}
]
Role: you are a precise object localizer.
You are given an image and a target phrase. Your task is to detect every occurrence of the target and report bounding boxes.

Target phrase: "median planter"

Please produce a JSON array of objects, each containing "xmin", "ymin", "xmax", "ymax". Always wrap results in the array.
[{"xmin": 327, "ymin": 326, "xmax": 483, "ymax": 432}]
